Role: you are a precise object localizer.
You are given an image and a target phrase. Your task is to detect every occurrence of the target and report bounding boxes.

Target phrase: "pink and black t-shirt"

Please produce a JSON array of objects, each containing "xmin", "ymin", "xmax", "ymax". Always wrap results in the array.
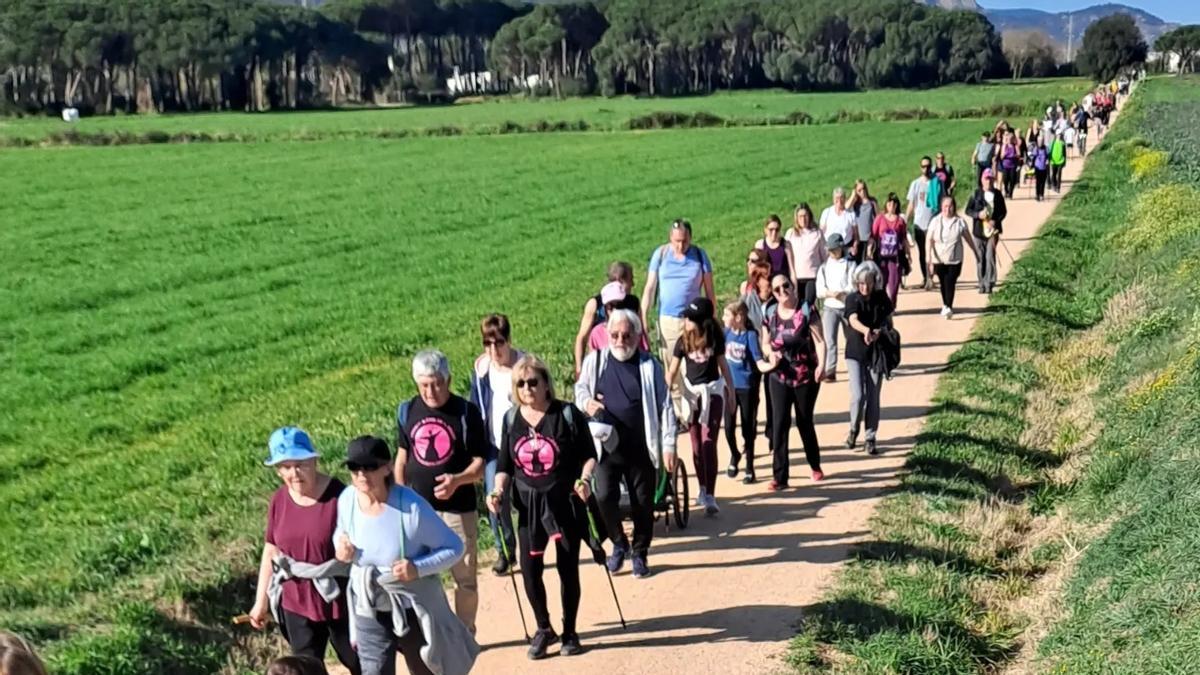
[
  {"xmin": 767, "ymin": 306, "xmax": 818, "ymax": 387},
  {"xmin": 872, "ymin": 214, "xmax": 908, "ymax": 260},
  {"xmin": 265, "ymin": 478, "xmax": 346, "ymax": 622}
]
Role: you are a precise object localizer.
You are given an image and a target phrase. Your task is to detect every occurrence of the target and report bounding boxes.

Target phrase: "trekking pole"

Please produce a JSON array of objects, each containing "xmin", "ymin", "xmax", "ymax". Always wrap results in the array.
[
  {"xmin": 497, "ymin": 533, "xmax": 531, "ymax": 643},
  {"xmin": 584, "ymin": 506, "xmax": 627, "ymax": 630},
  {"xmin": 999, "ymin": 239, "xmax": 1017, "ymax": 266}
]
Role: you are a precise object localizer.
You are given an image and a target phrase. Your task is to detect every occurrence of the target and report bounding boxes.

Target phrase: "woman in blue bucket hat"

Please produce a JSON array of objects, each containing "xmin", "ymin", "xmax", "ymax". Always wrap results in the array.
[{"xmin": 245, "ymin": 426, "xmax": 360, "ymax": 674}]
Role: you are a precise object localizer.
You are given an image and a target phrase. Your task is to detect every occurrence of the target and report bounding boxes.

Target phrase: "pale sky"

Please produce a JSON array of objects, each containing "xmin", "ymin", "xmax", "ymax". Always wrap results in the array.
[{"xmin": 980, "ymin": 1, "xmax": 1198, "ymax": 24}]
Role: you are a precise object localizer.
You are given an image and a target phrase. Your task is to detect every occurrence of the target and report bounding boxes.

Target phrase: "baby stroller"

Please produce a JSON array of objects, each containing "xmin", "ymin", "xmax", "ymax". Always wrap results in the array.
[{"xmin": 588, "ymin": 420, "xmax": 689, "ymax": 533}]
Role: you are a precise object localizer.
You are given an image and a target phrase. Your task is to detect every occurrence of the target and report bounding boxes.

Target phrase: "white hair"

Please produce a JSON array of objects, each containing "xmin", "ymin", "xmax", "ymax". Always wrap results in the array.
[
  {"xmin": 606, "ymin": 309, "xmax": 642, "ymax": 338},
  {"xmin": 833, "ymin": 186, "xmax": 846, "ymax": 199},
  {"xmin": 853, "ymin": 261, "xmax": 883, "ymax": 288},
  {"xmin": 412, "ymin": 349, "xmax": 450, "ymax": 381}
]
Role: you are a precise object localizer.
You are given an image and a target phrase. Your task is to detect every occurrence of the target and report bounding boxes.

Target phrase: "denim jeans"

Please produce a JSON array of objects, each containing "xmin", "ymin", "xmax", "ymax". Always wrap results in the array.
[{"xmin": 484, "ymin": 457, "xmax": 516, "ymax": 561}]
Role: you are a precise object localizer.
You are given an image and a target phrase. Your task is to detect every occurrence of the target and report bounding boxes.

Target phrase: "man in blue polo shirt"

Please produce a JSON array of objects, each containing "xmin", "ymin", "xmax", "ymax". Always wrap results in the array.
[{"xmin": 640, "ymin": 219, "xmax": 716, "ymax": 417}]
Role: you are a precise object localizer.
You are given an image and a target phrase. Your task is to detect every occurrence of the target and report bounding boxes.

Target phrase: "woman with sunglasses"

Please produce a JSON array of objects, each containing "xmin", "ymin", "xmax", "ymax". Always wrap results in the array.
[
  {"xmin": 469, "ymin": 313, "xmax": 523, "ymax": 577},
  {"xmin": 246, "ymin": 427, "xmax": 360, "ymax": 674},
  {"xmin": 758, "ymin": 275, "xmax": 826, "ymax": 489},
  {"xmin": 753, "ymin": 215, "xmax": 795, "ymax": 283},
  {"xmin": 334, "ymin": 436, "xmax": 475, "ymax": 675},
  {"xmin": 784, "ymin": 203, "xmax": 824, "ymax": 308},
  {"xmin": 488, "ymin": 355, "xmax": 596, "ymax": 660}
]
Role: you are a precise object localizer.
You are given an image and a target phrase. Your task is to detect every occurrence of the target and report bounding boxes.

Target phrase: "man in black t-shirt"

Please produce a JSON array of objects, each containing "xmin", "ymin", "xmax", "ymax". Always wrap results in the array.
[{"xmin": 396, "ymin": 349, "xmax": 485, "ymax": 634}]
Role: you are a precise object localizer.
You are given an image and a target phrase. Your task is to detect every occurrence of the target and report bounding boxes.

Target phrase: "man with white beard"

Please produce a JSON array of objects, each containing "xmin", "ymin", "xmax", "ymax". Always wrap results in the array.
[{"xmin": 575, "ymin": 309, "xmax": 678, "ymax": 579}]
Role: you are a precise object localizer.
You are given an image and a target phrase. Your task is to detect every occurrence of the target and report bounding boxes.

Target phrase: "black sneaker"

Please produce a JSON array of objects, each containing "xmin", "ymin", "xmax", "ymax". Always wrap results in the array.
[
  {"xmin": 866, "ymin": 439, "xmax": 880, "ymax": 455},
  {"xmin": 560, "ymin": 633, "xmax": 583, "ymax": 656},
  {"xmin": 491, "ymin": 555, "xmax": 513, "ymax": 576},
  {"xmin": 527, "ymin": 628, "xmax": 558, "ymax": 660},
  {"xmin": 743, "ymin": 472, "xmax": 757, "ymax": 485},
  {"xmin": 845, "ymin": 430, "xmax": 858, "ymax": 450},
  {"xmin": 726, "ymin": 463, "xmax": 739, "ymax": 479}
]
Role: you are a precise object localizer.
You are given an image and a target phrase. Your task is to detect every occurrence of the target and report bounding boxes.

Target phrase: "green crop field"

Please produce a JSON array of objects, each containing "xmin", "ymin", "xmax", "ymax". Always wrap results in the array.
[
  {"xmin": 0, "ymin": 81, "xmax": 1081, "ymax": 673},
  {"xmin": 0, "ymin": 77, "xmax": 1087, "ymax": 143}
]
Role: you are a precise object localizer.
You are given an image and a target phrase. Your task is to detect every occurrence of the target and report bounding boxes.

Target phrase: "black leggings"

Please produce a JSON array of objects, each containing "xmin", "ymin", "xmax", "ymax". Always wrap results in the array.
[
  {"xmin": 934, "ymin": 262, "xmax": 962, "ymax": 309},
  {"xmin": 723, "ymin": 381, "xmax": 760, "ymax": 472},
  {"xmin": 282, "ymin": 610, "xmax": 360, "ymax": 675},
  {"xmin": 1002, "ymin": 166, "xmax": 1018, "ymax": 197},
  {"xmin": 595, "ymin": 449, "xmax": 655, "ymax": 557},
  {"xmin": 912, "ymin": 227, "xmax": 929, "ymax": 284},
  {"xmin": 768, "ymin": 377, "xmax": 822, "ymax": 485},
  {"xmin": 1035, "ymin": 168, "xmax": 1048, "ymax": 199},
  {"xmin": 795, "ymin": 277, "xmax": 817, "ymax": 308},
  {"xmin": 519, "ymin": 525, "xmax": 582, "ymax": 635}
]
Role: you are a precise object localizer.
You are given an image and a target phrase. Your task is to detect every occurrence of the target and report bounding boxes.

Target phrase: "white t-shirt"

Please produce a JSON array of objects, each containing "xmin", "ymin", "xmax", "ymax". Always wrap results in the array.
[
  {"xmin": 819, "ymin": 206, "xmax": 856, "ymax": 243},
  {"xmin": 487, "ymin": 367, "xmax": 514, "ymax": 448},
  {"xmin": 906, "ymin": 176, "xmax": 934, "ymax": 231}
]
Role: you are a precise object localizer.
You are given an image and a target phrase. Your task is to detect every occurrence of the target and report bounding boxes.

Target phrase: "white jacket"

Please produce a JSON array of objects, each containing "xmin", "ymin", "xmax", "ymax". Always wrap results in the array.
[{"xmin": 816, "ymin": 256, "xmax": 856, "ymax": 311}]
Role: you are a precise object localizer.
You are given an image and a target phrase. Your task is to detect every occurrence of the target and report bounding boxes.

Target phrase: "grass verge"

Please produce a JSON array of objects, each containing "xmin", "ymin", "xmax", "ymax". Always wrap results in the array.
[{"xmin": 789, "ymin": 75, "xmax": 1200, "ymax": 673}]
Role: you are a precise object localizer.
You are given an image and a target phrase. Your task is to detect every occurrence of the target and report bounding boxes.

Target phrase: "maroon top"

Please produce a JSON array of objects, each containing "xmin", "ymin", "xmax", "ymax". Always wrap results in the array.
[{"xmin": 265, "ymin": 477, "xmax": 346, "ymax": 622}]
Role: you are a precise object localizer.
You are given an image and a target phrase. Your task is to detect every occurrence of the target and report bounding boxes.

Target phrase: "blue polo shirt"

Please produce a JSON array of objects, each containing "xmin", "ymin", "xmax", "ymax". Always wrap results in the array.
[{"xmin": 649, "ymin": 245, "xmax": 712, "ymax": 317}]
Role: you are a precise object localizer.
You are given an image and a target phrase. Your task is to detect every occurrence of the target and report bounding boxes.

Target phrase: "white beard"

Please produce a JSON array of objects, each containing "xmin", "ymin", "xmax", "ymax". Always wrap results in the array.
[{"xmin": 611, "ymin": 344, "xmax": 637, "ymax": 362}]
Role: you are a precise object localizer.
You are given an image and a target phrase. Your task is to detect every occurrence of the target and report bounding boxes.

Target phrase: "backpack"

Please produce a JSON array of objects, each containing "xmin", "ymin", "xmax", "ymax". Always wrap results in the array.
[
  {"xmin": 924, "ymin": 174, "xmax": 943, "ymax": 213},
  {"xmin": 396, "ymin": 399, "xmax": 469, "ymax": 453}
]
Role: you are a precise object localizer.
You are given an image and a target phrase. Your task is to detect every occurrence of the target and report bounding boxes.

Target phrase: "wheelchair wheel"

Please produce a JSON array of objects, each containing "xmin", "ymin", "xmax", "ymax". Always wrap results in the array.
[{"xmin": 672, "ymin": 461, "xmax": 690, "ymax": 529}]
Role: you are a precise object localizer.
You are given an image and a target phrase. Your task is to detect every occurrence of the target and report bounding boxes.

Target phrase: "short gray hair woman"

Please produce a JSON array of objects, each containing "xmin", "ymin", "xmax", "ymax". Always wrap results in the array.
[{"xmin": 843, "ymin": 262, "xmax": 894, "ymax": 455}]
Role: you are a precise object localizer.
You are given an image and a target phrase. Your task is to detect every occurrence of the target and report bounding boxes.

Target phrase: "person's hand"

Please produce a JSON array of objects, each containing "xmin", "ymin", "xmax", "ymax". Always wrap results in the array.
[
  {"xmin": 724, "ymin": 388, "xmax": 736, "ymax": 415},
  {"xmin": 927, "ymin": 263, "xmax": 935, "ymax": 277},
  {"xmin": 585, "ymin": 398, "xmax": 605, "ymax": 417},
  {"xmin": 486, "ymin": 490, "xmax": 502, "ymax": 514},
  {"xmin": 247, "ymin": 600, "xmax": 270, "ymax": 630},
  {"xmin": 391, "ymin": 559, "xmax": 418, "ymax": 582},
  {"xmin": 574, "ymin": 365, "xmax": 581, "ymax": 380},
  {"xmin": 574, "ymin": 479, "xmax": 591, "ymax": 502},
  {"xmin": 766, "ymin": 352, "xmax": 781, "ymax": 368},
  {"xmin": 663, "ymin": 450, "xmax": 677, "ymax": 472},
  {"xmin": 865, "ymin": 329, "xmax": 879, "ymax": 345},
  {"xmin": 432, "ymin": 473, "xmax": 457, "ymax": 501},
  {"xmin": 335, "ymin": 534, "xmax": 355, "ymax": 563}
]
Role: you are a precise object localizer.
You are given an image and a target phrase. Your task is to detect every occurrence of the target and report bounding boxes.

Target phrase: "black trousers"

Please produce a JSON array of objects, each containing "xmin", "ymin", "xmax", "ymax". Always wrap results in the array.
[
  {"xmin": 1035, "ymin": 168, "xmax": 1048, "ymax": 200},
  {"xmin": 1002, "ymin": 166, "xmax": 1018, "ymax": 197},
  {"xmin": 1050, "ymin": 163, "xmax": 1064, "ymax": 191},
  {"xmin": 282, "ymin": 610, "xmax": 360, "ymax": 675},
  {"xmin": 723, "ymin": 380, "xmax": 760, "ymax": 473},
  {"xmin": 912, "ymin": 227, "xmax": 929, "ymax": 284},
  {"xmin": 595, "ymin": 448, "xmax": 655, "ymax": 558},
  {"xmin": 519, "ymin": 524, "xmax": 581, "ymax": 635},
  {"xmin": 795, "ymin": 277, "xmax": 817, "ymax": 308},
  {"xmin": 767, "ymin": 377, "xmax": 822, "ymax": 485},
  {"xmin": 934, "ymin": 262, "xmax": 962, "ymax": 308}
]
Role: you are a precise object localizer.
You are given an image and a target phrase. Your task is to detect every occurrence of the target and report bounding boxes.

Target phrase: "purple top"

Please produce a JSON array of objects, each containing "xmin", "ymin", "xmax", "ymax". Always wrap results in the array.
[
  {"xmin": 758, "ymin": 240, "xmax": 789, "ymax": 280},
  {"xmin": 266, "ymin": 478, "xmax": 347, "ymax": 622}
]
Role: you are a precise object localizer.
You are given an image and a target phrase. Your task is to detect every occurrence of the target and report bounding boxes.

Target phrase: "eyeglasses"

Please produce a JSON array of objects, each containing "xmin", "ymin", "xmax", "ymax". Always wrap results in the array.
[
  {"xmin": 516, "ymin": 378, "xmax": 541, "ymax": 389},
  {"xmin": 772, "ymin": 282, "xmax": 793, "ymax": 293},
  {"xmin": 482, "ymin": 338, "xmax": 507, "ymax": 347}
]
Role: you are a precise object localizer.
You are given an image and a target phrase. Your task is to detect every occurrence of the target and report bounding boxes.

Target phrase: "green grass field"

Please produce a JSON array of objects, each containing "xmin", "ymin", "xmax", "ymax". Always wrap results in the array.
[
  {"xmin": 789, "ymin": 75, "xmax": 1200, "ymax": 674},
  {"xmin": 0, "ymin": 78, "xmax": 1087, "ymax": 143},
  {"xmin": 0, "ymin": 80, "xmax": 1086, "ymax": 673}
]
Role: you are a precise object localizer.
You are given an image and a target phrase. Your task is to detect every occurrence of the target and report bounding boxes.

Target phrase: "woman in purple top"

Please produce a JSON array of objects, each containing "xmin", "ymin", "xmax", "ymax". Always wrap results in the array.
[
  {"xmin": 247, "ymin": 427, "xmax": 360, "ymax": 674},
  {"xmin": 999, "ymin": 132, "xmax": 1021, "ymax": 199},
  {"xmin": 1033, "ymin": 137, "xmax": 1050, "ymax": 202},
  {"xmin": 753, "ymin": 215, "xmax": 795, "ymax": 282}
]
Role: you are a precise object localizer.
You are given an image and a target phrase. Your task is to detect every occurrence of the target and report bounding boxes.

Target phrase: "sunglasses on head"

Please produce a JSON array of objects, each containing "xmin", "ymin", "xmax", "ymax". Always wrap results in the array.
[{"xmin": 516, "ymin": 377, "xmax": 541, "ymax": 389}]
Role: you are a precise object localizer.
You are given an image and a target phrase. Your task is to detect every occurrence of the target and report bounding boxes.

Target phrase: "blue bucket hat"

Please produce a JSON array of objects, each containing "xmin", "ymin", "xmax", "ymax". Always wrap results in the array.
[{"xmin": 265, "ymin": 426, "xmax": 320, "ymax": 466}]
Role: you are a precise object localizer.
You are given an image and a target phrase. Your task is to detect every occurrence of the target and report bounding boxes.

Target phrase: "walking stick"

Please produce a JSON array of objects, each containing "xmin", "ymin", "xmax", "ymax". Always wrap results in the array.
[
  {"xmin": 999, "ymin": 238, "xmax": 1017, "ymax": 266},
  {"xmin": 583, "ymin": 500, "xmax": 627, "ymax": 630},
  {"xmin": 497, "ymin": 534, "xmax": 531, "ymax": 643}
]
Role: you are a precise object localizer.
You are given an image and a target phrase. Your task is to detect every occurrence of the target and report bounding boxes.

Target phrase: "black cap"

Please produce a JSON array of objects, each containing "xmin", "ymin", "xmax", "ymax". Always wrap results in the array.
[
  {"xmin": 344, "ymin": 435, "xmax": 391, "ymax": 469},
  {"xmin": 683, "ymin": 296, "xmax": 714, "ymax": 322}
]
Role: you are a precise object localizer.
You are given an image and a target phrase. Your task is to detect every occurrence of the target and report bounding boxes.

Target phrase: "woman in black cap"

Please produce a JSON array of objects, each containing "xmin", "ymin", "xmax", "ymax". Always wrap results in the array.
[
  {"xmin": 487, "ymin": 355, "xmax": 597, "ymax": 660},
  {"xmin": 665, "ymin": 296, "xmax": 734, "ymax": 515}
]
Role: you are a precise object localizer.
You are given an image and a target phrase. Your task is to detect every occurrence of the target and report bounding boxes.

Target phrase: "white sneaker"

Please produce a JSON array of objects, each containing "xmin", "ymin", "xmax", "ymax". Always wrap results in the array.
[
  {"xmin": 704, "ymin": 494, "xmax": 720, "ymax": 516},
  {"xmin": 695, "ymin": 486, "xmax": 707, "ymax": 507},
  {"xmin": 945, "ymin": 307, "xmax": 954, "ymax": 319}
]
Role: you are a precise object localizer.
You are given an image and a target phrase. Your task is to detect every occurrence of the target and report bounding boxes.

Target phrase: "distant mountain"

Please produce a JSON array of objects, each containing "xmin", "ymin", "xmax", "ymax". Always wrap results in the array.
[
  {"xmin": 923, "ymin": 0, "xmax": 982, "ymax": 10},
  {"xmin": 982, "ymin": 4, "xmax": 1176, "ymax": 52}
]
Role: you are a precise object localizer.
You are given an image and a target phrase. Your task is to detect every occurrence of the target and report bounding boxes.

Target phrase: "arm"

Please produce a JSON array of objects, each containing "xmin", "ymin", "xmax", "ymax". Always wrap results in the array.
[
  {"xmin": 641, "ymin": 268, "xmax": 658, "ymax": 330},
  {"xmin": 717, "ymin": 354, "xmax": 735, "ymax": 402},
  {"xmin": 393, "ymin": 446, "xmax": 409, "ymax": 486},
  {"xmin": 654, "ymin": 362, "xmax": 678, "ymax": 459},
  {"xmin": 573, "ymin": 298, "xmax": 599, "ymax": 378},
  {"xmin": 575, "ymin": 351, "xmax": 606, "ymax": 417},
  {"xmin": 665, "ymin": 352, "xmax": 682, "ymax": 390},
  {"xmin": 755, "ymin": 325, "xmax": 779, "ymax": 373},
  {"xmin": 247, "ymin": 541, "xmax": 279, "ymax": 628},
  {"xmin": 784, "ymin": 240, "xmax": 797, "ymax": 281},
  {"xmin": 809, "ymin": 319, "xmax": 826, "ymax": 379},
  {"xmin": 408, "ymin": 493, "xmax": 465, "ymax": 577},
  {"xmin": 702, "ymin": 272, "xmax": 716, "ymax": 314},
  {"xmin": 993, "ymin": 192, "xmax": 1007, "ymax": 226}
]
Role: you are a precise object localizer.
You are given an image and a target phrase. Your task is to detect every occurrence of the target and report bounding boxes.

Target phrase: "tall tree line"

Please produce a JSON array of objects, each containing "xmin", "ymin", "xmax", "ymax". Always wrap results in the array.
[{"xmin": 0, "ymin": 0, "xmax": 1007, "ymax": 115}]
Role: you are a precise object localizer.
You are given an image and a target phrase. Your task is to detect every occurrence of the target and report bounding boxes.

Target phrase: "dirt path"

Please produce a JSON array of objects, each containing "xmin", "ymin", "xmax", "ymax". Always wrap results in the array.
[{"xmin": 463, "ymin": 114, "xmax": 1114, "ymax": 675}]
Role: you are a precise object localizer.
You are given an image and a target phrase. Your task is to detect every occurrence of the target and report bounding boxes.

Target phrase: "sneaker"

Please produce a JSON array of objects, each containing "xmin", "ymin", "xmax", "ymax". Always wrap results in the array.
[
  {"xmin": 823, "ymin": 373, "xmax": 838, "ymax": 383},
  {"xmin": 866, "ymin": 439, "xmax": 879, "ymax": 455},
  {"xmin": 491, "ymin": 554, "xmax": 514, "ymax": 576},
  {"xmin": 694, "ymin": 485, "xmax": 708, "ymax": 507},
  {"xmin": 939, "ymin": 306, "xmax": 951, "ymax": 317},
  {"xmin": 704, "ymin": 494, "xmax": 720, "ymax": 516},
  {"xmin": 560, "ymin": 633, "xmax": 583, "ymax": 656},
  {"xmin": 945, "ymin": 307, "xmax": 954, "ymax": 320},
  {"xmin": 923, "ymin": 278, "xmax": 933, "ymax": 291},
  {"xmin": 527, "ymin": 628, "xmax": 559, "ymax": 660},
  {"xmin": 767, "ymin": 480, "xmax": 786, "ymax": 492},
  {"xmin": 845, "ymin": 429, "xmax": 858, "ymax": 450},
  {"xmin": 743, "ymin": 472, "xmax": 757, "ymax": 485},
  {"xmin": 812, "ymin": 470, "xmax": 825, "ymax": 482},
  {"xmin": 606, "ymin": 545, "xmax": 627, "ymax": 574},
  {"xmin": 726, "ymin": 463, "xmax": 739, "ymax": 479},
  {"xmin": 631, "ymin": 554, "xmax": 651, "ymax": 579}
]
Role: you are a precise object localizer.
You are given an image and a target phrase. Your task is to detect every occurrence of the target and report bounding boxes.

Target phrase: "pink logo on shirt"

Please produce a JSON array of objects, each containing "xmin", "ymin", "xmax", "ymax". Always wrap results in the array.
[
  {"xmin": 410, "ymin": 418, "xmax": 456, "ymax": 467},
  {"xmin": 513, "ymin": 433, "xmax": 559, "ymax": 478}
]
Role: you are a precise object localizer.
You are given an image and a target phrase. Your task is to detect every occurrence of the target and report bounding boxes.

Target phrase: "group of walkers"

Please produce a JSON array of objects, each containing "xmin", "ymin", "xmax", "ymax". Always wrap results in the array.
[{"xmin": 224, "ymin": 86, "xmax": 1128, "ymax": 675}]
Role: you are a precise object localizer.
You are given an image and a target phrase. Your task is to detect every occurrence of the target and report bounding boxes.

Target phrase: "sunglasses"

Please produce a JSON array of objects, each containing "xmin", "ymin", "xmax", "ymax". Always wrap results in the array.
[
  {"xmin": 346, "ymin": 462, "xmax": 382, "ymax": 473},
  {"xmin": 772, "ymin": 282, "xmax": 793, "ymax": 293},
  {"xmin": 516, "ymin": 378, "xmax": 541, "ymax": 389}
]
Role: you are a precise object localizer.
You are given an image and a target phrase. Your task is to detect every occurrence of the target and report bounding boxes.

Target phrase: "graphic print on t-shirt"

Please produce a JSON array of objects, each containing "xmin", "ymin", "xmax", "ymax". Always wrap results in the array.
[
  {"xmin": 410, "ymin": 417, "xmax": 456, "ymax": 467},
  {"xmin": 880, "ymin": 229, "xmax": 900, "ymax": 258},
  {"xmin": 513, "ymin": 432, "xmax": 559, "ymax": 478},
  {"xmin": 726, "ymin": 340, "xmax": 746, "ymax": 364}
]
